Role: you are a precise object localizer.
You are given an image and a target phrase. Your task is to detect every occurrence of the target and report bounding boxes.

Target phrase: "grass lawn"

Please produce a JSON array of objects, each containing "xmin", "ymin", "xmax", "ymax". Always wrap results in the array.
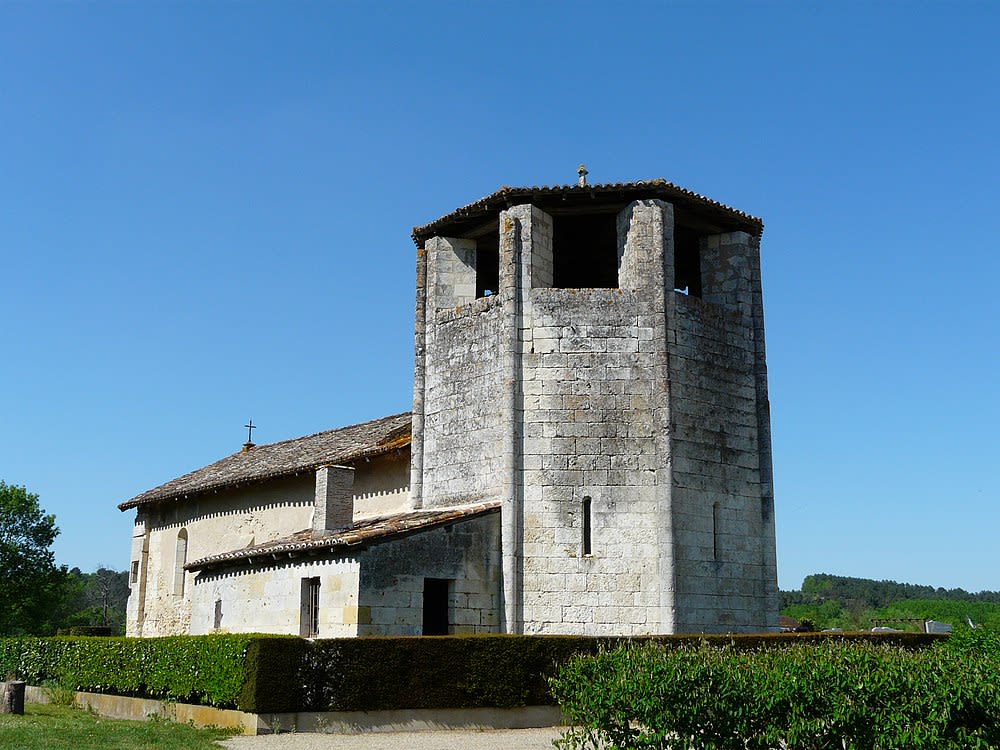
[{"xmin": 0, "ymin": 703, "xmax": 235, "ymax": 750}]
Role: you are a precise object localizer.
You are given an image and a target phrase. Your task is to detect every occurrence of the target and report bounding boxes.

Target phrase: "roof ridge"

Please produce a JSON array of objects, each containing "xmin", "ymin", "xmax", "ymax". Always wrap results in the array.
[
  {"xmin": 118, "ymin": 411, "xmax": 412, "ymax": 511},
  {"xmin": 246, "ymin": 410, "xmax": 411, "ymax": 452}
]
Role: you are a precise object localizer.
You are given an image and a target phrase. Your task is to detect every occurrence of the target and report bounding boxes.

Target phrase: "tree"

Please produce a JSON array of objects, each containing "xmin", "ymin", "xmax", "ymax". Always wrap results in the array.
[
  {"xmin": 0, "ymin": 480, "xmax": 69, "ymax": 635},
  {"xmin": 88, "ymin": 567, "xmax": 130, "ymax": 629},
  {"xmin": 58, "ymin": 566, "xmax": 130, "ymax": 633}
]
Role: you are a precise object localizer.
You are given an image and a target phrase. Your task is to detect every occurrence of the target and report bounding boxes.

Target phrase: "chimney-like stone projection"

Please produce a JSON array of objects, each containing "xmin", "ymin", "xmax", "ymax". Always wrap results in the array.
[{"xmin": 313, "ymin": 465, "xmax": 355, "ymax": 532}]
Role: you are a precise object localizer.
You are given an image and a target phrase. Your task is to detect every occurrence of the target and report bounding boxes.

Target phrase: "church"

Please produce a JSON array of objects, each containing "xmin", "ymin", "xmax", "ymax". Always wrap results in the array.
[{"xmin": 120, "ymin": 175, "xmax": 779, "ymax": 638}]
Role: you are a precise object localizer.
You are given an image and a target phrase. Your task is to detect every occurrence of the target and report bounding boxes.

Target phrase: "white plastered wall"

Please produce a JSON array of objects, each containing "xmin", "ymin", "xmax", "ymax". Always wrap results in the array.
[{"xmin": 189, "ymin": 557, "xmax": 363, "ymax": 637}]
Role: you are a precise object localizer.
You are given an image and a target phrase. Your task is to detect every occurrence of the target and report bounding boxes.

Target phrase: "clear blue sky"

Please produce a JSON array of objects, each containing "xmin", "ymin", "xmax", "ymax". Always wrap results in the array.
[{"xmin": 2, "ymin": 2, "xmax": 997, "ymax": 593}]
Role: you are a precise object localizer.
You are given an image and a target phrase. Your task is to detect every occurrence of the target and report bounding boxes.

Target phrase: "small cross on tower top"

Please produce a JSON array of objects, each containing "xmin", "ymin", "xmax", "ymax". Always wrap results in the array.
[{"xmin": 242, "ymin": 419, "xmax": 257, "ymax": 452}]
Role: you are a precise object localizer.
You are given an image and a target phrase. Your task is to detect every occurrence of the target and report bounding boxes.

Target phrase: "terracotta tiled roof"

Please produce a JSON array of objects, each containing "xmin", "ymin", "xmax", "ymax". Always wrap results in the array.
[
  {"xmin": 185, "ymin": 501, "xmax": 501, "ymax": 572},
  {"xmin": 411, "ymin": 179, "xmax": 763, "ymax": 246},
  {"xmin": 118, "ymin": 412, "xmax": 411, "ymax": 511}
]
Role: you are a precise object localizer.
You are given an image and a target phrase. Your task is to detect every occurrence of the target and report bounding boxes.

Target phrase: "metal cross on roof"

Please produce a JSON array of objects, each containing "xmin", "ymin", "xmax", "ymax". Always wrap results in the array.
[{"xmin": 244, "ymin": 419, "xmax": 256, "ymax": 444}]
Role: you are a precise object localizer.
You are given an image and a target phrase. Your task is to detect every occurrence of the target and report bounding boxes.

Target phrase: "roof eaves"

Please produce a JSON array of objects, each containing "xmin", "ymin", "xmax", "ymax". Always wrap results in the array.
[
  {"xmin": 411, "ymin": 179, "xmax": 763, "ymax": 247},
  {"xmin": 185, "ymin": 501, "xmax": 501, "ymax": 573}
]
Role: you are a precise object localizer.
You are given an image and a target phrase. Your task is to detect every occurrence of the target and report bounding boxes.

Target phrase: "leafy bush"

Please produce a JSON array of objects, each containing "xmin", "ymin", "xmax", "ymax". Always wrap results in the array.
[{"xmin": 551, "ymin": 631, "xmax": 1000, "ymax": 750}]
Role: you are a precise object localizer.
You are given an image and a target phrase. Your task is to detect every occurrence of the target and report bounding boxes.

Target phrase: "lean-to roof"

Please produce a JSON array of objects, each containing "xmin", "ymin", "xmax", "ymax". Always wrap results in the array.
[
  {"xmin": 185, "ymin": 501, "xmax": 500, "ymax": 572},
  {"xmin": 118, "ymin": 412, "xmax": 411, "ymax": 511},
  {"xmin": 411, "ymin": 179, "xmax": 763, "ymax": 246}
]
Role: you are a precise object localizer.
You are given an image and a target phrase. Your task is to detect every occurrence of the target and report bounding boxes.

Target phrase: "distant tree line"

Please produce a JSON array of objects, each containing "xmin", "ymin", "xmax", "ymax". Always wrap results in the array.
[{"xmin": 782, "ymin": 573, "xmax": 1000, "ymax": 631}]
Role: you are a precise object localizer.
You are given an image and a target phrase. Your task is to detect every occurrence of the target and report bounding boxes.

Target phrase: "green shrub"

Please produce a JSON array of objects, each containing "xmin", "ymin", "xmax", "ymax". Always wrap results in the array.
[
  {"xmin": 40, "ymin": 678, "xmax": 76, "ymax": 706},
  {"xmin": 550, "ymin": 632, "xmax": 1000, "ymax": 750}
]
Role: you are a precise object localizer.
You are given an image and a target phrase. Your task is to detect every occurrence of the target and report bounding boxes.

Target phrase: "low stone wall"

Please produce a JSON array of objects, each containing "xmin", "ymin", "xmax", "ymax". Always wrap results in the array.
[
  {"xmin": 26, "ymin": 685, "xmax": 258, "ymax": 734},
  {"xmin": 24, "ymin": 685, "xmax": 562, "ymax": 735}
]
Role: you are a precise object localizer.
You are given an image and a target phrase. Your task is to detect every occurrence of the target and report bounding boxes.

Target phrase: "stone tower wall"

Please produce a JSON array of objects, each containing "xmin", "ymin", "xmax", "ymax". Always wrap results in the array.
[
  {"xmin": 515, "ymin": 288, "xmax": 668, "ymax": 634},
  {"xmin": 412, "ymin": 194, "xmax": 778, "ymax": 635},
  {"xmin": 668, "ymin": 294, "xmax": 773, "ymax": 631},
  {"xmin": 502, "ymin": 200, "xmax": 674, "ymax": 635}
]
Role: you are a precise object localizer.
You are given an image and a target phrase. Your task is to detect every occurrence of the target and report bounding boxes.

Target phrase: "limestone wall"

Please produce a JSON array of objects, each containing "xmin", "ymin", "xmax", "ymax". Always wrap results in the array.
[
  {"xmin": 516, "ymin": 288, "xmax": 666, "ymax": 635},
  {"xmin": 668, "ymin": 293, "xmax": 773, "ymax": 631},
  {"xmin": 351, "ymin": 451, "xmax": 411, "ymax": 520},
  {"xmin": 126, "ymin": 456, "xmax": 413, "ymax": 637}
]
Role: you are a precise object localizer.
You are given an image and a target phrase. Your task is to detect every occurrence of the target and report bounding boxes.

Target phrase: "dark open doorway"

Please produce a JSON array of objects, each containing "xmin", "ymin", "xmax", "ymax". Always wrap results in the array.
[{"xmin": 422, "ymin": 578, "xmax": 451, "ymax": 635}]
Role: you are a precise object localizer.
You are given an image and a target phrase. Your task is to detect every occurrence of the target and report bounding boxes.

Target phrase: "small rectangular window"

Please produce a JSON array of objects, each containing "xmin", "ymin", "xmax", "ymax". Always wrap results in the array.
[
  {"xmin": 213, "ymin": 599, "xmax": 223, "ymax": 630},
  {"xmin": 300, "ymin": 577, "xmax": 320, "ymax": 637},
  {"xmin": 130, "ymin": 561, "xmax": 139, "ymax": 585}
]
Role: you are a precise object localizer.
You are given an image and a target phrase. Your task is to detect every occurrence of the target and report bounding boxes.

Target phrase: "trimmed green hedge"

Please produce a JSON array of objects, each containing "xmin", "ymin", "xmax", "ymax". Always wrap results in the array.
[
  {"xmin": 55, "ymin": 626, "xmax": 116, "ymax": 637},
  {"xmin": 0, "ymin": 634, "xmax": 256, "ymax": 708},
  {"xmin": 0, "ymin": 631, "xmax": 948, "ymax": 715},
  {"xmin": 550, "ymin": 628, "xmax": 1000, "ymax": 750},
  {"xmin": 294, "ymin": 635, "xmax": 600, "ymax": 712}
]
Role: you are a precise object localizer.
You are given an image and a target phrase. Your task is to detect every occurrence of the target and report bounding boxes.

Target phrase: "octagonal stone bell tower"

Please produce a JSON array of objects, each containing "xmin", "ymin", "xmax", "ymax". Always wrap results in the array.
[{"xmin": 408, "ymin": 178, "xmax": 778, "ymax": 635}]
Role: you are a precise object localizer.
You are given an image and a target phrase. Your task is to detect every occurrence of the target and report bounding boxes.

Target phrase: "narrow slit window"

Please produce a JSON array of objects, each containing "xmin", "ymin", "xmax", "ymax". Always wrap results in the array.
[
  {"xmin": 712, "ymin": 502, "xmax": 721, "ymax": 562},
  {"xmin": 582, "ymin": 495, "xmax": 593, "ymax": 556},
  {"xmin": 213, "ymin": 599, "xmax": 223, "ymax": 630}
]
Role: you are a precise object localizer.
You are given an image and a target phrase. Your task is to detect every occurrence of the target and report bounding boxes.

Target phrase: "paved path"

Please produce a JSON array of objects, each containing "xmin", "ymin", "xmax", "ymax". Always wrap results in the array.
[{"xmin": 221, "ymin": 727, "xmax": 564, "ymax": 750}]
